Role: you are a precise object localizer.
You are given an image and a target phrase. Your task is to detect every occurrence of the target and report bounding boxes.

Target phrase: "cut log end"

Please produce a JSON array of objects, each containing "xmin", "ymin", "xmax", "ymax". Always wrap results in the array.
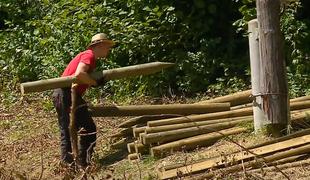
[{"xmin": 128, "ymin": 153, "xmax": 141, "ymax": 161}]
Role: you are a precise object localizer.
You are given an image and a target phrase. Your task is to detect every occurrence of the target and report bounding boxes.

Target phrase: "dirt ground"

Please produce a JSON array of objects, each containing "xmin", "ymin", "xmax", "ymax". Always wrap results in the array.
[{"xmin": 1, "ymin": 96, "xmax": 310, "ymax": 179}]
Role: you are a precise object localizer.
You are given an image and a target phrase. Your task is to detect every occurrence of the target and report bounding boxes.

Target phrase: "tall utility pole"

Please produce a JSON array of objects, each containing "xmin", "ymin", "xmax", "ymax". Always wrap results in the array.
[{"xmin": 256, "ymin": 0, "xmax": 290, "ymax": 136}]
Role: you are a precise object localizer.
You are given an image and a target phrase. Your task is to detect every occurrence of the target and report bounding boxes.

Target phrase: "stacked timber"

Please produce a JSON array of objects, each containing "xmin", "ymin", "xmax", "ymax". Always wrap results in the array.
[
  {"xmin": 106, "ymin": 90, "xmax": 310, "ymax": 162},
  {"xmin": 158, "ymin": 128, "xmax": 310, "ymax": 179}
]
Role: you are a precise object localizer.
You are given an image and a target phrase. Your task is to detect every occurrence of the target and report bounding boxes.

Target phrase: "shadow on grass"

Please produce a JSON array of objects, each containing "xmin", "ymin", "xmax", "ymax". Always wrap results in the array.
[{"xmin": 97, "ymin": 149, "xmax": 128, "ymax": 166}]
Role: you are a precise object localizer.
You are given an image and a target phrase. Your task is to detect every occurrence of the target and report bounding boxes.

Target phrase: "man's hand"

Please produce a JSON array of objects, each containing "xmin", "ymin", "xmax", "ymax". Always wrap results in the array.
[
  {"xmin": 92, "ymin": 77, "xmax": 106, "ymax": 87},
  {"xmin": 76, "ymin": 73, "xmax": 97, "ymax": 86}
]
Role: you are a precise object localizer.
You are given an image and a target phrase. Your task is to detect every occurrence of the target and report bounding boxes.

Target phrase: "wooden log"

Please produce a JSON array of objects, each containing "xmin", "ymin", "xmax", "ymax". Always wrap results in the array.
[
  {"xmin": 111, "ymin": 138, "xmax": 133, "ymax": 149},
  {"xmin": 133, "ymin": 127, "xmax": 147, "ymax": 138},
  {"xmin": 291, "ymin": 95, "xmax": 310, "ymax": 103},
  {"xmin": 134, "ymin": 143, "xmax": 149, "ymax": 155},
  {"xmin": 197, "ymin": 90, "xmax": 252, "ymax": 106},
  {"xmin": 151, "ymin": 111, "xmax": 310, "ymax": 159},
  {"xmin": 145, "ymin": 116, "xmax": 252, "ymax": 134},
  {"xmin": 128, "ymin": 153, "xmax": 141, "ymax": 161},
  {"xmin": 291, "ymin": 110, "xmax": 310, "ymax": 124},
  {"xmin": 20, "ymin": 62, "xmax": 174, "ymax": 94},
  {"xmin": 89, "ymin": 103, "xmax": 230, "ymax": 117},
  {"xmin": 127, "ymin": 142, "xmax": 136, "ymax": 153},
  {"xmin": 158, "ymin": 133, "xmax": 310, "ymax": 179},
  {"xmin": 118, "ymin": 114, "xmax": 182, "ymax": 128},
  {"xmin": 266, "ymin": 154, "xmax": 307, "ymax": 167},
  {"xmin": 148, "ymin": 100, "xmax": 310, "ymax": 127},
  {"xmin": 109, "ymin": 128, "xmax": 133, "ymax": 138},
  {"xmin": 194, "ymin": 144, "xmax": 310, "ymax": 179},
  {"xmin": 151, "ymin": 127, "xmax": 247, "ymax": 158},
  {"xmin": 143, "ymin": 119, "xmax": 249, "ymax": 145}
]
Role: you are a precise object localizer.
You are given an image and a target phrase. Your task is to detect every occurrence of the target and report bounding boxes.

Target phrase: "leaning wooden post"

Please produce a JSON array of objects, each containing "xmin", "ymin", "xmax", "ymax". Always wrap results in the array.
[
  {"xmin": 70, "ymin": 83, "xmax": 79, "ymax": 163},
  {"xmin": 256, "ymin": 0, "xmax": 290, "ymax": 136},
  {"xmin": 248, "ymin": 19, "xmax": 266, "ymax": 132}
]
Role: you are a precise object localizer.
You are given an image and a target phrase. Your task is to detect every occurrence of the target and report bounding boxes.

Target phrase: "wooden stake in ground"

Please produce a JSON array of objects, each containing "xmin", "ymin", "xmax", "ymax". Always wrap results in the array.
[
  {"xmin": 69, "ymin": 83, "xmax": 78, "ymax": 163},
  {"xmin": 256, "ymin": 0, "xmax": 289, "ymax": 136},
  {"xmin": 193, "ymin": 143, "xmax": 310, "ymax": 180},
  {"xmin": 148, "ymin": 101, "xmax": 310, "ymax": 127},
  {"xmin": 143, "ymin": 119, "xmax": 248, "ymax": 145},
  {"xmin": 248, "ymin": 19, "xmax": 265, "ymax": 132},
  {"xmin": 118, "ymin": 114, "xmax": 182, "ymax": 128}
]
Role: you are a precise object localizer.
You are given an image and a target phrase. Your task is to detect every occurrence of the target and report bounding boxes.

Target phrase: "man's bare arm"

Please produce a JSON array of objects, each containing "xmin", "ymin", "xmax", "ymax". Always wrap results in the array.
[{"xmin": 75, "ymin": 62, "xmax": 97, "ymax": 86}]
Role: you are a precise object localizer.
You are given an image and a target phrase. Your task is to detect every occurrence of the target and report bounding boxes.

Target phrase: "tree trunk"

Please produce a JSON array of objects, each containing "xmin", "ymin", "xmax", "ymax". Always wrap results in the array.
[
  {"xmin": 145, "ymin": 116, "xmax": 252, "ymax": 134},
  {"xmin": 142, "ymin": 119, "xmax": 248, "ymax": 145},
  {"xmin": 118, "ymin": 114, "xmax": 182, "ymax": 128},
  {"xmin": 151, "ymin": 127, "xmax": 247, "ymax": 158},
  {"xmin": 256, "ymin": 0, "xmax": 289, "ymax": 137},
  {"xmin": 133, "ymin": 126, "xmax": 147, "ymax": 138},
  {"xmin": 69, "ymin": 83, "xmax": 78, "ymax": 162},
  {"xmin": 248, "ymin": 19, "xmax": 266, "ymax": 132},
  {"xmin": 194, "ymin": 144, "xmax": 310, "ymax": 180}
]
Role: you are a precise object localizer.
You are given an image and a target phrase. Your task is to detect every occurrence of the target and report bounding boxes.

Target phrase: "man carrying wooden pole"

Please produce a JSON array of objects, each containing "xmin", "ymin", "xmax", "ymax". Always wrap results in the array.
[
  {"xmin": 256, "ymin": 0, "xmax": 289, "ymax": 136},
  {"xmin": 52, "ymin": 33, "xmax": 114, "ymax": 168}
]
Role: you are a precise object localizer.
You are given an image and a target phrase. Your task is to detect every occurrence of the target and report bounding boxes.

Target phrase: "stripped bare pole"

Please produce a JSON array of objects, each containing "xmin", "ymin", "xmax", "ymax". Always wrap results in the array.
[{"xmin": 248, "ymin": 19, "xmax": 266, "ymax": 132}]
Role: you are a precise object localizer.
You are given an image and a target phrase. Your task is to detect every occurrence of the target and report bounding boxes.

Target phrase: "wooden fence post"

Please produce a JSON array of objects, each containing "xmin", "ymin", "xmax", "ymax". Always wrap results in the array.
[
  {"xmin": 248, "ymin": 19, "xmax": 266, "ymax": 132},
  {"xmin": 256, "ymin": 0, "xmax": 290, "ymax": 136}
]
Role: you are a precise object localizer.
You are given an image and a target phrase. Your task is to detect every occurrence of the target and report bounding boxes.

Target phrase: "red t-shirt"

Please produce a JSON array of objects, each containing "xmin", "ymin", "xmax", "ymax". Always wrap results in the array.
[{"xmin": 62, "ymin": 49, "xmax": 96, "ymax": 95}]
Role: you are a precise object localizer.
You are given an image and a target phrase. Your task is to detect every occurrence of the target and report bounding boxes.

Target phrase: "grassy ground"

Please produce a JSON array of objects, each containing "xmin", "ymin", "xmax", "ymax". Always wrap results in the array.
[{"xmin": 1, "ymin": 94, "xmax": 310, "ymax": 179}]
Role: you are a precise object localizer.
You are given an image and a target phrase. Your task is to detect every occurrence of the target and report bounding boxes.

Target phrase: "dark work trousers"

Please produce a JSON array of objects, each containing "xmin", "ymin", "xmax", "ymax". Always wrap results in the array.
[{"xmin": 52, "ymin": 88, "xmax": 96, "ymax": 166}]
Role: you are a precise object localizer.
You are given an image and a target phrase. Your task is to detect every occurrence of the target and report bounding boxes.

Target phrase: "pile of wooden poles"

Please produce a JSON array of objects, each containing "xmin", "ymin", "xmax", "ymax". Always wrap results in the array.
[
  {"xmin": 99, "ymin": 90, "xmax": 310, "ymax": 163},
  {"xmin": 158, "ymin": 128, "xmax": 310, "ymax": 179}
]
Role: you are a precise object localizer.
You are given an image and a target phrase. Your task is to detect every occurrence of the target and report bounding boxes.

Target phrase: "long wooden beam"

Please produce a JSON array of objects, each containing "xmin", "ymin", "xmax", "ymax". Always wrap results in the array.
[
  {"xmin": 197, "ymin": 90, "xmax": 252, "ymax": 106},
  {"xmin": 20, "ymin": 62, "xmax": 174, "ymax": 94},
  {"xmin": 89, "ymin": 103, "xmax": 230, "ymax": 117},
  {"xmin": 142, "ymin": 119, "xmax": 249, "ymax": 145},
  {"xmin": 151, "ymin": 127, "xmax": 247, "ymax": 158},
  {"xmin": 118, "ymin": 114, "xmax": 182, "ymax": 128},
  {"xmin": 159, "ymin": 133, "xmax": 310, "ymax": 179},
  {"xmin": 148, "ymin": 101, "xmax": 310, "ymax": 127}
]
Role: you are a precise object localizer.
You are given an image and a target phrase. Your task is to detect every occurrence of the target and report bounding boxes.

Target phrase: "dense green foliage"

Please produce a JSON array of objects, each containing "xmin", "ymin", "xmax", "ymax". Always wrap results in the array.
[{"xmin": 0, "ymin": 0, "xmax": 309, "ymax": 99}]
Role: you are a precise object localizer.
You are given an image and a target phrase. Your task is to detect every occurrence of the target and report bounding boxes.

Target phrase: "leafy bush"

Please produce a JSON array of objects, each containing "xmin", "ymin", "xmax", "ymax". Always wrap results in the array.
[{"xmin": 0, "ymin": 0, "xmax": 308, "ymax": 100}]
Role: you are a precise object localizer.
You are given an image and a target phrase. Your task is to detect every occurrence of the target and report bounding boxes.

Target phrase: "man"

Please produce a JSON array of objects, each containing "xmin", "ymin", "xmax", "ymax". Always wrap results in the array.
[{"xmin": 52, "ymin": 33, "xmax": 114, "ymax": 167}]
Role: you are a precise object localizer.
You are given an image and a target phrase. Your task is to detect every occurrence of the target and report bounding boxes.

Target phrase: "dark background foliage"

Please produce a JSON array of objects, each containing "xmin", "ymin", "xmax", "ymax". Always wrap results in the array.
[{"xmin": 0, "ymin": 0, "xmax": 309, "ymax": 100}]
